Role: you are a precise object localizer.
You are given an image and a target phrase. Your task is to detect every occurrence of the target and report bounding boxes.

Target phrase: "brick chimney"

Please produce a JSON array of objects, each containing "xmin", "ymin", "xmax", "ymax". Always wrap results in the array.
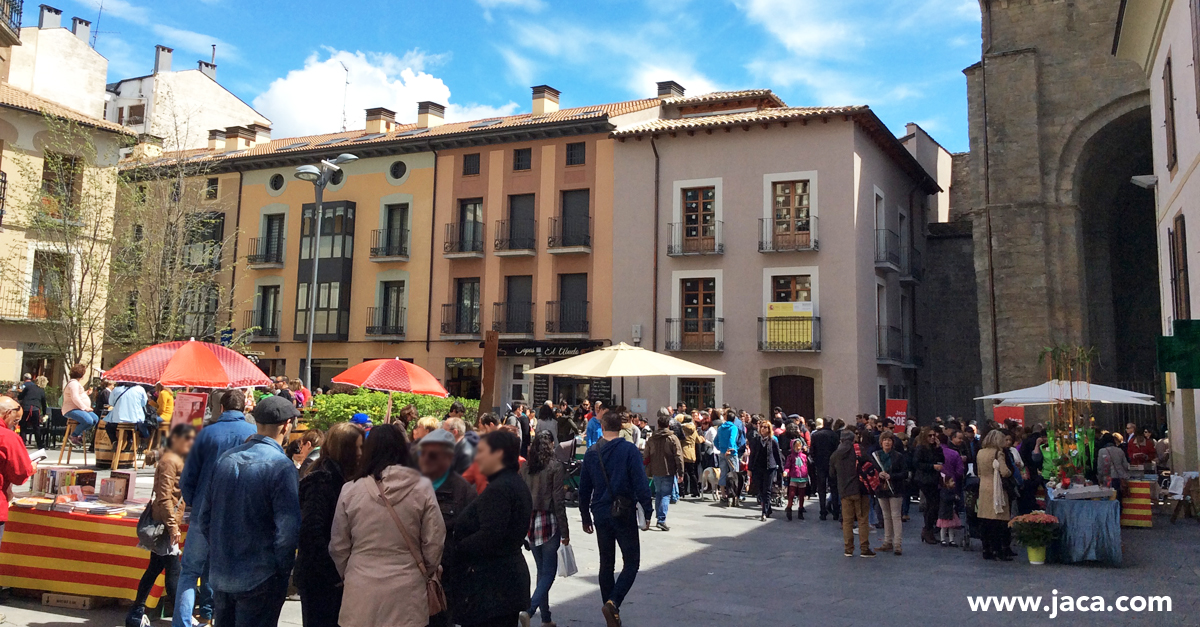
[
  {"xmin": 417, "ymin": 101, "xmax": 444, "ymax": 129},
  {"xmin": 656, "ymin": 80, "xmax": 685, "ymax": 99},
  {"xmin": 247, "ymin": 122, "xmax": 271, "ymax": 144},
  {"xmin": 153, "ymin": 45, "xmax": 173, "ymax": 74},
  {"xmin": 365, "ymin": 107, "xmax": 396, "ymax": 134},
  {"xmin": 38, "ymin": 5, "xmax": 62, "ymax": 29},
  {"xmin": 71, "ymin": 17, "xmax": 90, "ymax": 42},
  {"xmin": 532, "ymin": 85, "xmax": 559, "ymax": 115},
  {"xmin": 198, "ymin": 61, "xmax": 217, "ymax": 80},
  {"xmin": 223, "ymin": 126, "xmax": 255, "ymax": 151},
  {"xmin": 208, "ymin": 129, "xmax": 225, "ymax": 150}
]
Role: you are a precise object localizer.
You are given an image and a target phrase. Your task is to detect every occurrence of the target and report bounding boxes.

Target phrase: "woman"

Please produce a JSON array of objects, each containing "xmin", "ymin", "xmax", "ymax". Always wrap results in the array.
[
  {"xmin": 1097, "ymin": 434, "xmax": 1131, "ymax": 495},
  {"xmin": 126, "ymin": 424, "xmax": 195, "ymax": 627},
  {"xmin": 1126, "ymin": 430, "xmax": 1157, "ymax": 466},
  {"xmin": 679, "ymin": 415, "xmax": 701, "ymax": 498},
  {"xmin": 296, "ymin": 422, "xmax": 364, "ymax": 627},
  {"xmin": 977, "ymin": 429, "xmax": 1013, "ymax": 561},
  {"xmin": 63, "ymin": 362, "xmax": 99, "ymax": 447},
  {"xmin": 330, "ymin": 424, "xmax": 445, "ymax": 627},
  {"xmin": 290, "ymin": 379, "xmax": 309, "ymax": 408},
  {"xmin": 748, "ymin": 419, "xmax": 782, "ymax": 522},
  {"xmin": 453, "ymin": 430, "xmax": 532, "ymax": 627},
  {"xmin": 913, "ymin": 427, "xmax": 945, "ymax": 544},
  {"xmin": 519, "ymin": 431, "xmax": 568, "ymax": 627},
  {"xmin": 873, "ymin": 433, "xmax": 907, "ymax": 555}
]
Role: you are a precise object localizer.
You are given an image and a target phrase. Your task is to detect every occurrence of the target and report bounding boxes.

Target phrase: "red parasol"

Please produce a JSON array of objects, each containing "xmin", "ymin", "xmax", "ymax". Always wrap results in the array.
[
  {"xmin": 104, "ymin": 340, "xmax": 272, "ymax": 388},
  {"xmin": 331, "ymin": 358, "xmax": 448, "ymax": 397}
]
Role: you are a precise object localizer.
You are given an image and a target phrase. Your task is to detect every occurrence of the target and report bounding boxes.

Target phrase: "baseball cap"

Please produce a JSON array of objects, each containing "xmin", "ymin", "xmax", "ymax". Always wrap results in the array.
[
  {"xmin": 419, "ymin": 428, "xmax": 456, "ymax": 449},
  {"xmin": 252, "ymin": 395, "xmax": 300, "ymax": 425},
  {"xmin": 350, "ymin": 413, "xmax": 371, "ymax": 426}
]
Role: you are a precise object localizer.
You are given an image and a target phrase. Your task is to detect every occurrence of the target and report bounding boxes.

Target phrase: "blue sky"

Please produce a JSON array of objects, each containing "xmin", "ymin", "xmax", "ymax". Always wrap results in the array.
[{"xmin": 50, "ymin": 0, "xmax": 982, "ymax": 151}]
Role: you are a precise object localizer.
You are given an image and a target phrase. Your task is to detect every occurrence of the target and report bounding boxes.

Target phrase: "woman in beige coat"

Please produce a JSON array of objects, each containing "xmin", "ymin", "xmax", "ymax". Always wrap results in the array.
[
  {"xmin": 976, "ymin": 429, "xmax": 1013, "ymax": 561},
  {"xmin": 330, "ymin": 423, "xmax": 446, "ymax": 627}
]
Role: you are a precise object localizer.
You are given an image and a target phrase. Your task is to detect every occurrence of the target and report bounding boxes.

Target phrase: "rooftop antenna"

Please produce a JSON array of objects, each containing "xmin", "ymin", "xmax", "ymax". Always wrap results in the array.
[
  {"xmin": 89, "ymin": 0, "xmax": 119, "ymax": 48},
  {"xmin": 339, "ymin": 61, "xmax": 349, "ymax": 132},
  {"xmin": 211, "ymin": 44, "xmax": 216, "ymax": 65}
]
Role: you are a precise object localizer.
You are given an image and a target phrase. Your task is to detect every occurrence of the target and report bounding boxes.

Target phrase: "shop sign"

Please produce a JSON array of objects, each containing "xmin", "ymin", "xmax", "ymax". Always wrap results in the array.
[
  {"xmin": 446, "ymin": 357, "xmax": 483, "ymax": 367},
  {"xmin": 498, "ymin": 340, "xmax": 603, "ymax": 358}
]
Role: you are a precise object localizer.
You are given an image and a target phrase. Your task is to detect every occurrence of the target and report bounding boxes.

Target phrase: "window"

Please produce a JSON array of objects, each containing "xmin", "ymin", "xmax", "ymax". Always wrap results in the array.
[
  {"xmin": 455, "ymin": 278, "xmax": 481, "ymax": 334},
  {"xmin": 566, "ymin": 142, "xmax": 586, "ymax": 166},
  {"xmin": 301, "ymin": 204, "xmax": 355, "ymax": 260},
  {"xmin": 389, "ymin": 160, "xmax": 407, "ymax": 179},
  {"xmin": 269, "ymin": 173, "xmax": 285, "ymax": 191},
  {"xmin": 1170, "ymin": 215, "xmax": 1191, "ymax": 320},
  {"xmin": 376, "ymin": 280, "xmax": 406, "ymax": 334},
  {"xmin": 513, "ymin": 147, "xmax": 532, "ymax": 171},
  {"xmin": 681, "ymin": 277, "xmax": 716, "ymax": 345},
  {"xmin": 331, "ymin": 169, "xmax": 345, "ymax": 186},
  {"xmin": 682, "ymin": 186, "xmax": 716, "ymax": 251},
  {"xmin": 678, "ymin": 378, "xmax": 715, "ymax": 411},
  {"xmin": 184, "ymin": 212, "xmax": 224, "ymax": 268},
  {"xmin": 30, "ymin": 251, "xmax": 70, "ymax": 319},
  {"xmin": 773, "ymin": 275, "xmax": 812, "ymax": 303},
  {"xmin": 1165, "ymin": 56, "xmax": 1179, "ymax": 170},
  {"xmin": 773, "ymin": 180, "xmax": 812, "ymax": 248},
  {"xmin": 295, "ymin": 281, "xmax": 345, "ymax": 336},
  {"xmin": 558, "ymin": 189, "xmax": 590, "ymax": 247},
  {"xmin": 463, "ymin": 153, "xmax": 481, "ymax": 176},
  {"xmin": 205, "ymin": 177, "xmax": 219, "ymax": 200},
  {"xmin": 40, "ymin": 151, "xmax": 82, "ymax": 212},
  {"xmin": 127, "ymin": 104, "xmax": 145, "ymax": 125},
  {"xmin": 117, "ymin": 107, "xmax": 124, "ymax": 125},
  {"xmin": 257, "ymin": 285, "xmax": 281, "ymax": 334}
]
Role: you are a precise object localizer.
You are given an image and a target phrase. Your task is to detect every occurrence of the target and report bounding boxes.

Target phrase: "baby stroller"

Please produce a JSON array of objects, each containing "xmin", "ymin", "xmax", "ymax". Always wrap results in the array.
[
  {"xmin": 558, "ymin": 438, "xmax": 585, "ymax": 507},
  {"xmin": 962, "ymin": 475, "xmax": 982, "ymax": 551}
]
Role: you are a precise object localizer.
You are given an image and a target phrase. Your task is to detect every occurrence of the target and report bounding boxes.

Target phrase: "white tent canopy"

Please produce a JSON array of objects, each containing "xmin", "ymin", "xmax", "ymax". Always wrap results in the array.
[
  {"xmin": 525, "ymin": 342, "xmax": 725, "ymax": 377},
  {"xmin": 975, "ymin": 380, "xmax": 1156, "ymax": 406}
]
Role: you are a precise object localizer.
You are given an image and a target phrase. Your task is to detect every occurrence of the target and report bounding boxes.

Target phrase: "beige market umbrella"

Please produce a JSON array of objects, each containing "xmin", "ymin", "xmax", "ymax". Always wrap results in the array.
[
  {"xmin": 525, "ymin": 342, "xmax": 725, "ymax": 377},
  {"xmin": 975, "ymin": 380, "xmax": 1156, "ymax": 406}
]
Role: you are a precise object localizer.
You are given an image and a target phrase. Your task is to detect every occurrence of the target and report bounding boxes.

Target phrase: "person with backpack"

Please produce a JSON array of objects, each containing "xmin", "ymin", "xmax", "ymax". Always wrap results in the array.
[{"xmin": 829, "ymin": 428, "xmax": 876, "ymax": 557}]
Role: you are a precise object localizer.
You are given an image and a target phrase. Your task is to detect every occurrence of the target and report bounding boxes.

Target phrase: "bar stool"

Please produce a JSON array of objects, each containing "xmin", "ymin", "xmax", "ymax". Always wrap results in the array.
[
  {"xmin": 110, "ymin": 424, "xmax": 144, "ymax": 471},
  {"xmin": 57, "ymin": 420, "xmax": 90, "ymax": 466},
  {"xmin": 144, "ymin": 423, "xmax": 170, "ymax": 466}
]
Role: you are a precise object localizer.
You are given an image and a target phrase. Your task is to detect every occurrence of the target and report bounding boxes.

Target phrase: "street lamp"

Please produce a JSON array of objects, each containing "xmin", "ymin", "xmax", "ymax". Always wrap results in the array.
[{"xmin": 295, "ymin": 153, "xmax": 358, "ymax": 392}]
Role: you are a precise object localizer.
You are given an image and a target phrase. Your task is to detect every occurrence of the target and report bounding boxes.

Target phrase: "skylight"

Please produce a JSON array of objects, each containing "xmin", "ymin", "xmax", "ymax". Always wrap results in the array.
[
  {"xmin": 279, "ymin": 142, "xmax": 310, "ymax": 150},
  {"xmin": 469, "ymin": 119, "xmax": 502, "ymax": 128},
  {"xmin": 316, "ymin": 137, "xmax": 349, "ymax": 146},
  {"xmin": 354, "ymin": 133, "xmax": 386, "ymax": 142}
]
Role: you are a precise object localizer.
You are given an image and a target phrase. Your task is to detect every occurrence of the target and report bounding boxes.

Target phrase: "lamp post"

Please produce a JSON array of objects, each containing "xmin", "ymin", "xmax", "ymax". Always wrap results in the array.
[{"xmin": 294, "ymin": 153, "xmax": 358, "ymax": 392}]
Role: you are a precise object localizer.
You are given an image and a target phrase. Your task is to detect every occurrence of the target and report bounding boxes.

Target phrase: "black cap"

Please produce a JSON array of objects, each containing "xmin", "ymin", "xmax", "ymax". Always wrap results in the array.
[{"xmin": 252, "ymin": 395, "xmax": 300, "ymax": 425}]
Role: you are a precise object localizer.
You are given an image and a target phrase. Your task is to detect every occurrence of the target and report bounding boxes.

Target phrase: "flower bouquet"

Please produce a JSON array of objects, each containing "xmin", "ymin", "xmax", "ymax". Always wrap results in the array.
[{"xmin": 1008, "ymin": 511, "xmax": 1061, "ymax": 564}]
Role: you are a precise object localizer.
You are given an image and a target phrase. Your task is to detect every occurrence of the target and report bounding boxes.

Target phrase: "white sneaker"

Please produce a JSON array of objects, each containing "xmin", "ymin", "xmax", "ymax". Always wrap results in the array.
[
  {"xmin": 141, "ymin": 615, "xmax": 152, "ymax": 627},
  {"xmin": 519, "ymin": 611, "xmax": 532, "ymax": 627}
]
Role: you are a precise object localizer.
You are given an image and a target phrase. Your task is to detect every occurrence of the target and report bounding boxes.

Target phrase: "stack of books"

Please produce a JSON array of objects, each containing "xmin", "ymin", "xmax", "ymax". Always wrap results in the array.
[{"xmin": 29, "ymin": 467, "xmax": 97, "ymax": 496}]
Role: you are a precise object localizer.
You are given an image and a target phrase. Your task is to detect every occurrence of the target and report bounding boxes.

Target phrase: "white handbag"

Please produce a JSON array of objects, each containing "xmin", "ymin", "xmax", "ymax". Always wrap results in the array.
[{"xmin": 557, "ymin": 543, "xmax": 579, "ymax": 577}]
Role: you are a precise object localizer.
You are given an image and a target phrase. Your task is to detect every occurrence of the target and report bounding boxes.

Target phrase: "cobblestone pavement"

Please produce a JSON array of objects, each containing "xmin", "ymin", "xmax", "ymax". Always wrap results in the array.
[{"xmin": 2, "ymin": 488, "xmax": 1198, "ymax": 627}]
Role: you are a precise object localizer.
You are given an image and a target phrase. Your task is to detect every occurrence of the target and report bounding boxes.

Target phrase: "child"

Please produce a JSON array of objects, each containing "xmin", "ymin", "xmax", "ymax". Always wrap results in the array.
[
  {"xmin": 937, "ymin": 472, "xmax": 962, "ymax": 546},
  {"xmin": 784, "ymin": 439, "xmax": 809, "ymax": 521}
]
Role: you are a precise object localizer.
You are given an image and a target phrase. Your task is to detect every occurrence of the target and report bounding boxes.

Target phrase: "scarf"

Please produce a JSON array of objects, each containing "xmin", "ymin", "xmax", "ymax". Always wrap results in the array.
[
  {"xmin": 991, "ymin": 456, "xmax": 1005, "ymax": 512},
  {"xmin": 876, "ymin": 449, "xmax": 893, "ymax": 473}
]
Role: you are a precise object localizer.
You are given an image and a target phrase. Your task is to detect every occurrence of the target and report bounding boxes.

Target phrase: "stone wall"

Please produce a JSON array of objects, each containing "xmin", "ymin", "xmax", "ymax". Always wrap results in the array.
[{"xmin": 919, "ymin": 220, "xmax": 983, "ymax": 420}]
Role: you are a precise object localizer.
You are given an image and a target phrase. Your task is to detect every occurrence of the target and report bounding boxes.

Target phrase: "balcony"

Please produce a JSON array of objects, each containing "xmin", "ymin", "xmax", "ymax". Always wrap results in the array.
[
  {"xmin": 545, "ymin": 301, "xmax": 589, "ymax": 336},
  {"xmin": 0, "ymin": 1, "xmax": 21, "ymax": 47},
  {"xmin": 246, "ymin": 237, "xmax": 285, "ymax": 267},
  {"xmin": 877, "ymin": 325, "xmax": 903, "ymax": 363},
  {"xmin": 492, "ymin": 301, "xmax": 535, "ymax": 336},
  {"xmin": 244, "ymin": 309, "xmax": 280, "ymax": 340},
  {"xmin": 758, "ymin": 316, "xmax": 821, "ymax": 352},
  {"xmin": 547, "ymin": 217, "xmax": 591, "ymax": 254},
  {"xmin": 901, "ymin": 246, "xmax": 924, "ymax": 283},
  {"xmin": 903, "ymin": 332, "xmax": 924, "ymax": 369},
  {"xmin": 874, "ymin": 229, "xmax": 900, "ymax": 271},
  {"xmin": 440, "ymin": 303, "xmax": 481, "ymax": 337},
  {"xmin": 365, "ymin": 305, "xmax": 406, "ymax": 338},
  {"xmin": 665, "ymin": 318, "xmax": 724, "ymax": 351},
  {"xmin": 369, "ymin": 228, "xmax": 409, "ymax": 260},
  {"xmin": 494, "ymin": 219, "xmax": 537, "ymax": 256},
  {"xmin": 444, "ymin": 221, "xmax": 485, "ymax": 258},
  {"xmin": 758, "ymin": 217, "xmax": 818, "ymax": 252},
  {"xmin": 667, "ymin": 221, "xmax": 724, "ymax": 256}
]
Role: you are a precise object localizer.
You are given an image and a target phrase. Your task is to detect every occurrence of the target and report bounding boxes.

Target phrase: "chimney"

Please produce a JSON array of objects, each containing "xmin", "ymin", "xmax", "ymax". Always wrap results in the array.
[
  {"xmin": 198, "ymin": 60, "xmax": 217, "ymax": 80},
  {"xmin": 223, "ymin": 126, "xmax": 254, "ymax": 151},
  {"xmin": 656, "ymin": 80, "xmax": 685, "ymax": 99},
  {"xmin": 247, "ymin": 122, "xmax": 271, "ymax": 144},
  {"xmin": 38, "ymin": 5, "xmax": 62, "ymax": 29},
  {"xmin": 153, "ymin": 45, "xmax": 173, "ymax": 74},
  {"xmin": 532, "ymin": 85, "xmax": 560, "ymax": 115},
  {"xmin": 131, "ymin": 134, "xmax": 164, "ymax": 160},
  {"xmin": 365, "ymin": 107, "xmax": 396, "ymax": 134},
  {"xmin": 71, "ymin": 17, "xmax": 90, "ymax": 42},
  {"xmin": 417, "ymin": 101, "xmax": 445, "ymax": 129},
  {"xmin": 207, "ymin": 129, "xmax": 225, "ymax": 150}
]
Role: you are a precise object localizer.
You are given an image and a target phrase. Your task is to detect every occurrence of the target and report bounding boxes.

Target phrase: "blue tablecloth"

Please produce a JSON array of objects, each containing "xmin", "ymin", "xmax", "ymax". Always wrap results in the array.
[{"xmin": 1045, "ymin": 495, "xmax": 1122, "ymax": 565}]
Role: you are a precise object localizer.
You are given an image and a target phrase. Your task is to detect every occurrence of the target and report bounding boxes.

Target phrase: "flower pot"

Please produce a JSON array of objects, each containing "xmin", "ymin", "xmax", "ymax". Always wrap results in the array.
[{"xmin": 1026, "ymin": 545, "xmax": 1046, "ymax": 565}]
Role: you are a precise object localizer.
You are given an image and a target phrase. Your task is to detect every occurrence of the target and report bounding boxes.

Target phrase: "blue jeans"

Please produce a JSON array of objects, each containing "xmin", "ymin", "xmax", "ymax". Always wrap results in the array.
[
  {"xmin": 671, "ymin": 476, "xmax": 679, "ymax": 502},
  {"xmin": 174, "ymin": 527, "xmax": 214, "ymax": 627},
  {"xmin": 528, "ymin": 532, "xmax": 560, "ymax": 622},
  {"xmin": 594, "ymin": 517, "xmax": 640, "ymax": 609},
  {"xmin": 66, "ymin": 409, "xmax": 99, "ymax": 437},
  {"xmin": 653, "ymin": 476, "xmax": 673, "ymax": 524},
  {"xmin": 213, "ymin": 571, "xmax": 287, "ymax": 627}
]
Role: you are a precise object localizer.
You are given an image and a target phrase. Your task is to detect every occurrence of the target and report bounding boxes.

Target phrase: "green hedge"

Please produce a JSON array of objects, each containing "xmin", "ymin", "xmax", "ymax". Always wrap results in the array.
[{"xmin": 304, "ymin": 388, "xmax": 479, "ymax": 431}]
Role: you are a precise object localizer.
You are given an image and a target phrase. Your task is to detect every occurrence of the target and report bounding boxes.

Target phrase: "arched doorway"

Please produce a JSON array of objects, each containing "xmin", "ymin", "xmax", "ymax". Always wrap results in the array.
[{"xmin": 769, "ymin": 374, "xmax": 814, "ymax": 420}]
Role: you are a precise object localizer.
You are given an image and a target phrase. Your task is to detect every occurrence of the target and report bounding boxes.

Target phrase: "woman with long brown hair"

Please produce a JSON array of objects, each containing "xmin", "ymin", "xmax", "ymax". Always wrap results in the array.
[{"xmin": 296, "ymin": 422, "xmax": 365, "ymax": 627}]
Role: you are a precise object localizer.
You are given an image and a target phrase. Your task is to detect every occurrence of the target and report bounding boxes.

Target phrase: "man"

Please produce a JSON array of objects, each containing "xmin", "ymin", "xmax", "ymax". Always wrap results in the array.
[
  {"xmin": 175, "ymin": 390, "xmax": 257, "ymax": 627},
  {"xmin": 714, "ymin": 413, "xmax": 741, "ymax": 506},
  {"xmin": 643, "ymin": 414, "xmax": 683, "ymax": 531},
  {"xmin": 443, "ymin": 417, "xmax": 475, "ymax": 474},
  {"xmin": 105, "ymin": 383, "xmax": 149, "ymax": 449},
  {"xmin": 17, "ymin": 374, "xmax": 46, "ymax": 449},
  {"xmin": 274, "ymin": 377, "xmax": 294, "ymax": 403},
  {"xmin": 829, "ymin": 428, "xmax": 875, "ymax": 558},
  {"xmin": 1, "ymin": 397, "xmax": 35, "ymax": 554},
  {"xmin": 535, "ymin": 400, "xmax": 559, "ymax": 443},
  {"xmin": 417, "ymin": 429, "xmax": 475, "ymax": 627},
  {"xmin": 199, "ymin": 395, "xmax": 300, "ymax": 627},
  {"xmin": 675, "ymin": 401, "xmax": 687, "ymax": 416},
  {"xmin": 810, "ymin": 418, "xmax": 843, "ymax": 520},
  {"xmin": 579, "ymin": 407, "xmax": 652, "ymax": 627},
  {"xmin": 585, "ymin": 401, "xmax": 605, "ymax": 448}
]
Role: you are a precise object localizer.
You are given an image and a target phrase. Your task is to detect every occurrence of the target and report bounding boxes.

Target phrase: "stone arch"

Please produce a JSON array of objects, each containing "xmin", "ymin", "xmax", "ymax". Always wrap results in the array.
[
  {"xmin": 1054, "ymin": 90, "xmax": 1152, "ymax": 207},
  {"xmin": 759, "ymin": 365, "xmax": 823, "ymax": 419}
]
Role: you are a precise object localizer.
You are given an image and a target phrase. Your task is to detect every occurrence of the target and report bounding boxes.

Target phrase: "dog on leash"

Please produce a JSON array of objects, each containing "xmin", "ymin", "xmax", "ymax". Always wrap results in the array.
[{"xmin": 699, "ymin": 467, "xmax": 722, "ymax": 500}]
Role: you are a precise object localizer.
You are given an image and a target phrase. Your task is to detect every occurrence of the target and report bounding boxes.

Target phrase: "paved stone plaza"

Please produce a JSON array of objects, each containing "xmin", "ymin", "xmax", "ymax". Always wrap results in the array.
[{"xmin": 2, "ymin": 494, "xmax": 1198, "ymax": 627}]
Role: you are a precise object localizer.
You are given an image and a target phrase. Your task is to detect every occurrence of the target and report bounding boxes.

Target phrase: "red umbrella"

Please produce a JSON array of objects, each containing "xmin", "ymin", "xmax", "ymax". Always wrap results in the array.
[
  {"xmin": 331, "ymin": 358, "xmax": 448, "ymax": 397},
  {"xmin": 105, "ymin": 340, "xmax": 272, "ymax": 388}
]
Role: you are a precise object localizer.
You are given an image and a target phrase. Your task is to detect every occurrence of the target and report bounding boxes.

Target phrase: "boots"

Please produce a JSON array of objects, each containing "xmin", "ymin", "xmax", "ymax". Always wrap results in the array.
[
  {"xmin": 786, "ymin": 506, "xmax": 793, "ymax": 521},
  {"xmin": 798, "ymin": 507, "xmax": 805, "ymax": 520}
]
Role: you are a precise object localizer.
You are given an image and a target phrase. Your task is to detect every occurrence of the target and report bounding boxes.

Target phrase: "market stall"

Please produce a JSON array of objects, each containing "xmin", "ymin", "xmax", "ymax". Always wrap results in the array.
[{"xmin": 1044, "ymin": 493, "xmax": 1122, "ymax": 565}]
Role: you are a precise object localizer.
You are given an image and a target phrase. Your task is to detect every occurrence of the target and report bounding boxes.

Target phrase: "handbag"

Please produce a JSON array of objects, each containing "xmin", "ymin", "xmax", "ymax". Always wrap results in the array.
[
  {"xmin": 375, "ymin": 479, "xmax": 448, "ymax": 616},
  {"xmin": 557, "ymin": 543, "xmax": 578, "ymax": 578},
  {"xmin": 135, "ymin": 504, "xmax": 166, "ymax": 553},
  {"xmin": 595, "ymin": 439, "xmax": 636, "ymax": 522}
]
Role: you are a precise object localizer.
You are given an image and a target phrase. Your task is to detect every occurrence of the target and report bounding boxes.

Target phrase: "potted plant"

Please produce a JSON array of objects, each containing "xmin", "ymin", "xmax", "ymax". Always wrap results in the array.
[{"xmin": 1008, "ymin": 511, "xmax": 1061, "ymax": 564}]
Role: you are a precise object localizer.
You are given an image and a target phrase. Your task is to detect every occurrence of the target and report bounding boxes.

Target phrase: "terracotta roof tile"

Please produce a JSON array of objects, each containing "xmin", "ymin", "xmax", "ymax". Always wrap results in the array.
[
  {"xmin": 611, "ymin": 105, "xmax": 870, "ymax": 137},
  {"xmin": 0, "ymin": 83, "xmax": 131, "ymax": 135},
  {"xmin": 661, "ymin": 89, "xmax": 787, "ymax": 107}
]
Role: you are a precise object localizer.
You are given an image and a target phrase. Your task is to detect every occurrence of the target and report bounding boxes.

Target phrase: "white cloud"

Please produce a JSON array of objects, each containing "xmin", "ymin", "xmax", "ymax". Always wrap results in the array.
[
  {"xmin": 498, "ymin": 47, "xmax": 537, "ymax": 86},
  {"xmin": 151, "ymin": 25, "xmax": 238, "ymax": 63},
  {"xmin": 733, "ymin": 0, "xmax": 862, "ymax": 59},
  {"xmin": 476, "ymin": 0, "xmax": 544, "ymax": 21},
  {"xmin": 80, "ymin": 0, "xmax": 150, "ymax": 25},
  {"xmin": 251, "ymin": 48, "xmax": 517, "ymax": 137}
]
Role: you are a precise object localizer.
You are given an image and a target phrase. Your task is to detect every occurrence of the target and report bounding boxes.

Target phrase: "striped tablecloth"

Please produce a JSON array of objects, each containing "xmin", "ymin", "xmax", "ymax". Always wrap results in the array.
[
  {"xmin": 1120, "ymin": 479, "xmax": 1154, "ymax": 527},
  {"xmin": 0, "ymin": 508, "xmax": 182, "ymax": 607}
]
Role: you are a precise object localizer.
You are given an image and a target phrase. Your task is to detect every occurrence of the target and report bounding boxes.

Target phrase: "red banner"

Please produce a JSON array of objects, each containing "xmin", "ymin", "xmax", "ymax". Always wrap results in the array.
[
  {"xmin": 886, "ymin": 399, "xmax": 908, "ymax": 433},
  {"xmin": 993, "ymin": 405, "xmax": 1025, "ymax": 427}
]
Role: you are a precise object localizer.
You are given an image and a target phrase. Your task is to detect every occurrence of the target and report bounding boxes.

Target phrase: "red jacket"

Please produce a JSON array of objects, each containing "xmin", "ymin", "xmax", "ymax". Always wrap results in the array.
[
  {"xmin": 1126, "ymin": 440, "xmax": 1156, "ymax": 465},
  {"xmin": 1, "ymin": 423, "xmax": 34, "ymax": 522}
]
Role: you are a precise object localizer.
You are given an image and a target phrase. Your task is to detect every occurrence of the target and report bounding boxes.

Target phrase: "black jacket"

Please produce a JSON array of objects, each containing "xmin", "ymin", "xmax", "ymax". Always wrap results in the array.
[
  {"xmin": 452, "ymin": 437, "xmax": 476, "ymax": 475},
  {"xmin": 871, "ymin": 448, "xmax": 908, "ymax": 498},
  {"xmin": 748, "ymin": 432, "xmax": 782, "ymax": 473},
  {"xmin": 913, "ymin": 444, "xmax": 945, "ymax": 488},
  {"xmin": 451, "ymin": 468, "xmax": 532, "ymax": 624},
  {"xmin": 18, "ymin": 382, "xmax": 46, "ymax": 413},
  {"xmin": 829, "ymin": 432, "xmax": 862, "ymax": 497},
  {"xmin": 294, "ymin": 461, "xmax": 347, "ymax": 592},
  {"xmin": 435, "ymin": 471, "xmax": 476, "ymax": 609},
  {"xmin": 809, "ymin": 427, "xmax": 839, "ymax": 475}
]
